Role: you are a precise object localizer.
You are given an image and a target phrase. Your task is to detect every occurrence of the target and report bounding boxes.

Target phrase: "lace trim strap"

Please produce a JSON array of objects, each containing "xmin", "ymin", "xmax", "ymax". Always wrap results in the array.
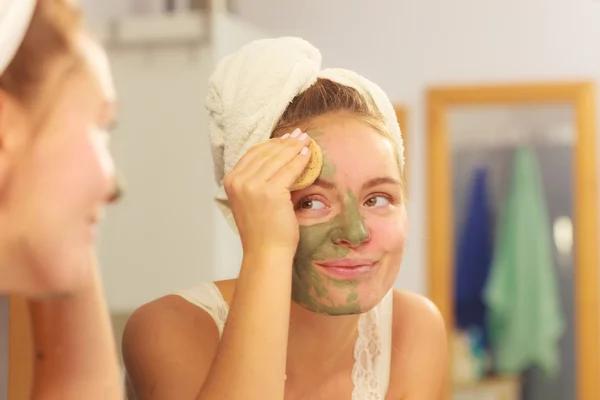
[
  {"xmin": 351, "ymin": 289, "xmax": 394, "ymax": 400},
  {"xmin": 174, "ymin": 282, "xmax": 230, "ymax": 337}
]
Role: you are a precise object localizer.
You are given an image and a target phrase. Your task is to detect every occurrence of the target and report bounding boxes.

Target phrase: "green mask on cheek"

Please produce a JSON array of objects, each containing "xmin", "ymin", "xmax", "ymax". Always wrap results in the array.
[{"xmin": 291, "ymin": 190, "xmax": 370, "ymax": 316}]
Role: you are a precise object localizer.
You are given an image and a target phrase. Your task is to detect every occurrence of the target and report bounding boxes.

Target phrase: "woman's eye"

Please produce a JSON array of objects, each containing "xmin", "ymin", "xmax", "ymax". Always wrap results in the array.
[
  {"xmin": 364, "ymin": 196, "xmax": 390, "ymax": 208},
  {"xmin": 299, "ymin": 199, "xmax": 326, "ymax": 210}
]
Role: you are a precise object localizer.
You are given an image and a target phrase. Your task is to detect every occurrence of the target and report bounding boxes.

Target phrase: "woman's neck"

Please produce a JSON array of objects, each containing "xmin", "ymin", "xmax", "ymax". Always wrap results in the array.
[
  {"xmin": 29, "ymin": 258, "xmax": 123, "ymax": 399},
  {"xmin": 0, "ymin": 218, "xmax": 41, "ymax": 295},
  {"xmin": 0, "ymin": 242, "xmax": 53, "ymax": 296},
  {"xmin": 0, "ymin": 233, "xmax": 26, "ymax": 294},
  {"xmin": 0, "ymin": 248, "xmax": 122, "ymax": 398},
  {"xmin": 286, "ymin": 301, "xmax": 360, "ymax": 381}
]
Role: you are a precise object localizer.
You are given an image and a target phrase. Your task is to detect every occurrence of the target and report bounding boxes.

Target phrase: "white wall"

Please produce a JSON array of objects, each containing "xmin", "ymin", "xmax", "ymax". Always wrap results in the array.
[
  {"xmin": 85, "ymin": 9, "xmax": 269, "ymax": 311},
  {"xmin": 95, "ymin": 43, "xmax": 217, "ymax": 311},
  {"xmin": 81, "ymin": 0, "xmax": 600, "ymax": 310},
  {"xmin": 209, "ymin": 12, "xmax": 270, "ymax": 281},
  {"xmin": 230, "ymin": 0, "xmax": 600, "ymax": 295},
  {"xmin": 79, "ymin": 0, "xmax": 130, "ymax": 21}
]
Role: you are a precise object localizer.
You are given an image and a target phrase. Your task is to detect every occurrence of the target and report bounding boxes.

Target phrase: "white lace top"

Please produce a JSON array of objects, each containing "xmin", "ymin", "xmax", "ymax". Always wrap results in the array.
[{"xmin": 175, "ymin": 283, "xmax": 394, "ymax": 399}]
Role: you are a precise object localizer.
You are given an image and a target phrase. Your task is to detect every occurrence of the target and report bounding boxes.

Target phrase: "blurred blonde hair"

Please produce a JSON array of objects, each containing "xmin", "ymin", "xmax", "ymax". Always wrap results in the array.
[{"xmin": 0, "ymin": 0, "xmax": 84, "ymax": 119}]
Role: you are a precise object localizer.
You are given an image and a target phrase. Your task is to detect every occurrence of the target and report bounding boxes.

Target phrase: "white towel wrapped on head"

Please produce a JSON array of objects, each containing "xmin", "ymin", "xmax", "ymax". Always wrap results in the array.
[
  {"xmin": 206, "ymin": 36, "xmax": 404, "ymax": 232},
  {"xmin": 0, "ymin": 0, "xmax": 36, "ymax": 75}
]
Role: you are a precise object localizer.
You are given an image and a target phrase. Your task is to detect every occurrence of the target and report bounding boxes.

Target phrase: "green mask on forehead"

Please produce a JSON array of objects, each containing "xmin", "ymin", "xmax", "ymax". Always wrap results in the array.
[{"xmin": 291, "ymin": 129, "xmax": 370, "ymax": 316}]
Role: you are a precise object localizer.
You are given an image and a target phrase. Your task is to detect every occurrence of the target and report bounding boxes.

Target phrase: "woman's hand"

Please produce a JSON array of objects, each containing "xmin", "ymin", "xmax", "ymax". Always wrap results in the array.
[{"xmin": 224, "ymin": 128, "xmax": 310, "ymax": 255}]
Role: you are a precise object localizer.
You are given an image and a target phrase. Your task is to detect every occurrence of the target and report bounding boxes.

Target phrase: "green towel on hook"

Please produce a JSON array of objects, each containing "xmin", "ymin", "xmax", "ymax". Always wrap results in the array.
[{"xmin": 484, "ymin": 147, "xmax": 565, "ymax": 377}]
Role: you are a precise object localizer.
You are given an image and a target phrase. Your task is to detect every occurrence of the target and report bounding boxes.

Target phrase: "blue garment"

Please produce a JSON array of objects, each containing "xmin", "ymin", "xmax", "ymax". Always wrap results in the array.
[{"xmin": 454, "ymin": 167, "xmax": 493, "ymax": 347}]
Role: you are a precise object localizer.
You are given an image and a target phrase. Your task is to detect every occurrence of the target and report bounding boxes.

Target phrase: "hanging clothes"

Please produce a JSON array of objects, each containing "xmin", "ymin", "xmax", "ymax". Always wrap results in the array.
[
  {"xmin": 454, "ymin": 166, "xmax": 494, "ymax": 348},
  {"xmin": 484, "ymin": 147, "xmax": 565, "ymax": 377}
]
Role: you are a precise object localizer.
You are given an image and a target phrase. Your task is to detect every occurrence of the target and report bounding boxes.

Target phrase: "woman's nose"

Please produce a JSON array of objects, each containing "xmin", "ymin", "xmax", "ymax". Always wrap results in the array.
[
  {"xmin": 333, "ymin": 215, "xmax": 370, "ymax": 247},
  {"xmin": 106, "ymin": 175, "xmax": 124, "ymax": 204}
]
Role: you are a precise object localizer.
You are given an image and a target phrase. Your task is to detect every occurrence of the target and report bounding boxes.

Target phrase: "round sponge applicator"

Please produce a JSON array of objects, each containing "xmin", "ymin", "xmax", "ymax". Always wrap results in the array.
[{"xmin": 290, "ymin": 137, "xmax": 323, "ymax": 191}]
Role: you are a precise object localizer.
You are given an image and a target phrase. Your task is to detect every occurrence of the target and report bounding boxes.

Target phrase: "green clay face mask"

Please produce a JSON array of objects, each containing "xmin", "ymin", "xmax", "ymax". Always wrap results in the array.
[{"xmin": 291, "ymin": 129, "xmax": 371, "ymax": 316}]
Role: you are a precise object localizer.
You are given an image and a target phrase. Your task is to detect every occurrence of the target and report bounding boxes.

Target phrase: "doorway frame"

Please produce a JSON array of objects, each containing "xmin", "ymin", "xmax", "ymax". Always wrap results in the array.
[
  {"xmin": 8, "ymin": 295, "xmax": 33, "ymax": 399},
  {"xmin": 426, "ymin": 81, "xmax": 599, "ymax": 400}
]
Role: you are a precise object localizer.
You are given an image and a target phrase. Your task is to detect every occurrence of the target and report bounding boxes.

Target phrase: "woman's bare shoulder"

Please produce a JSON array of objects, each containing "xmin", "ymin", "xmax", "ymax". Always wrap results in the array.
[
  {"xmin": 387, "ymin": 290, "xmax": 448, "ymax": 399},
  {"xmin": 391, "ymin": 289, "xmax": 445, "ymax": 329},
  {"xmin": 391, "ymin": 289, "xmax": 446, "ymax": 351},
  {"xmin": 123, "ymin": 278, "xmax": 240, "ymax": 351},
  {"xmin": 121, "ymin": 279, "xmax": 237, "ymax": 399},
  {"xmin": 126, "ymin": 278, "xmax": 237, "ymax": 331}
]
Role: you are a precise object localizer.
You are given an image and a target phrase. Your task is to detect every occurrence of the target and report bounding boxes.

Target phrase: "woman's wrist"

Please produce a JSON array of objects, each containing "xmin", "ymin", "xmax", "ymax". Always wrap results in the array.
[
  {"xmin": 242, "ymin": 249, "xmax": 295, "ymax": 271},
  {"xmin": 241, "ymin": 246, "xmax": 296, "ymax": 268}
]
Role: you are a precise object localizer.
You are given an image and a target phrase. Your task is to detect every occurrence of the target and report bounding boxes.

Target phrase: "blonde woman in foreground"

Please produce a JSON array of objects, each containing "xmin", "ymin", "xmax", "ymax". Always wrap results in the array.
[{"xmin": 0, "ymin": 0, "xmax": 122, "ymax": 398}]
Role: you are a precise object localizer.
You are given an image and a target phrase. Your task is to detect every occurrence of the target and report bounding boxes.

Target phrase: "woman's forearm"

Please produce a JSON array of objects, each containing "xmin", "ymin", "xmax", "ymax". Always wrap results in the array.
[
  {"xmin": 29, "ymin": 263, "xmax": 122, "ymax": 400},
  {"xmin": 197, "ymin": 249, "xmax": 294, "ymax": 400}
]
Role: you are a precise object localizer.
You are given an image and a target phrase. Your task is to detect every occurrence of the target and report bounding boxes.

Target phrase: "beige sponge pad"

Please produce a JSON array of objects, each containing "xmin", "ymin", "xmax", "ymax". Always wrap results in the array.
[{"xmin": 290, "ymin": 137, "xmax": 323, "ymax": 191}]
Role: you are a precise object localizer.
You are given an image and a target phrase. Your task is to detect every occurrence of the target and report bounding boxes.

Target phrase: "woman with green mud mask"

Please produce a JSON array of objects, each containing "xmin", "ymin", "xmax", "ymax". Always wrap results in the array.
[
  {"xmin": 123, "ymin": 37, "xmax": 448, "ymax": 400},
  {"xmin": 290, "ymin": 124, "xmax": 396, "ymax": 317}
]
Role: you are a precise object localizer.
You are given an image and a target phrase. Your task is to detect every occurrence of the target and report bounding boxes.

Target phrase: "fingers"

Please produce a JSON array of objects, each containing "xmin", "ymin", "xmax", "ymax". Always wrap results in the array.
[
  {"xmin": 229, "ymin": 128, "xmax": 307, "ymax": 183},
  {"xmin": 233, "ymin": 128, "xmax": 302, "ymax": 171},
  {"xmin": 269, "ymin": 146, "xmax": 311, "ymax": 189},
  {"xmin": 231, "ymin": 139, "xmax": 277, "ymax": 176},
  {"xmin": 249, "ymin": 130, "xmax": 309, "ymax": 183}
]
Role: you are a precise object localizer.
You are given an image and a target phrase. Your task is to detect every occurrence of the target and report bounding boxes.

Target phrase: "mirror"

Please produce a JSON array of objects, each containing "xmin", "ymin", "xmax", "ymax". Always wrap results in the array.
[{"xmin": 426, "ymin": 82, "xmax": 599, "ymax": 400}]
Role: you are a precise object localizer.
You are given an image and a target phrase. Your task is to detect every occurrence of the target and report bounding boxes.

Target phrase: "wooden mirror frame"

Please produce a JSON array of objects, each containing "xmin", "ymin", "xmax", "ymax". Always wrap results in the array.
[
  {"xmin": 8, "ymin": 296, "xmax": 33, "ymax": 399},
  {"xmin": 426, "ymin": 81, "xmax": 599, "ymax": 399}
]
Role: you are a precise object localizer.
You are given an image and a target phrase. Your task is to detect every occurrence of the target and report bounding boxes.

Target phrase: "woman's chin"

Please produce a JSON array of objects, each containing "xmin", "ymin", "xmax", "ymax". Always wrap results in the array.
[
  {"xmin": 292, "ymin": 293, "xmax": 377, "ymax": 316},
  {"xmin": 22, "ymin": 249, "xmax": 94, "ymax": 298}
]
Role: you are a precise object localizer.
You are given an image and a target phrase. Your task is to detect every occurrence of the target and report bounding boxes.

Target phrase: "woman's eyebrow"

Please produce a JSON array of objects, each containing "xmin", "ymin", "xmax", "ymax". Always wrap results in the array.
[
  {"xmin": 361, "ymin": 177, "xmax": 402, "ymax": 190},
  {"xmin": 312, "ymin": 177, "xmax": 337, "ymax": 189}
]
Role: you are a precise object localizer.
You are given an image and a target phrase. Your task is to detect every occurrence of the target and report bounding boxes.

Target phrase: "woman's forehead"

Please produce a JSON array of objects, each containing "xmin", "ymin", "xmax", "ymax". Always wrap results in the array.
[{"xmin": 307, "ymin": 120, "xmax": 401, "ymax": 183}]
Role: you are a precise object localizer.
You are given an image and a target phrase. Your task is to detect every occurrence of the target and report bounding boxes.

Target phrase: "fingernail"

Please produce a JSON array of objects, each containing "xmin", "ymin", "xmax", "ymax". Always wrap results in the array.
[
  {"xmin": 300, "ymin": 146, "xmax": 309, "ymax": 155},
  {"xmin": 290, "ymin": 128, "xmax": 301, "ymax": 138},
  {"xmin": 280, "ymin": 133, "xmax": 291, "ymax": 139},
  {"xmin": 298, "ymin": 132, "xmax": 308, "ymax": 141}
]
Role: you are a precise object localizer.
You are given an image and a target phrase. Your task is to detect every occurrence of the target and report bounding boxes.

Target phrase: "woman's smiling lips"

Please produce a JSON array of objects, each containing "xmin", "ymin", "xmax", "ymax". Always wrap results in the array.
[{"xmin": 314, "ymin": 258, "xmax": 378, "ymax": 279}]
